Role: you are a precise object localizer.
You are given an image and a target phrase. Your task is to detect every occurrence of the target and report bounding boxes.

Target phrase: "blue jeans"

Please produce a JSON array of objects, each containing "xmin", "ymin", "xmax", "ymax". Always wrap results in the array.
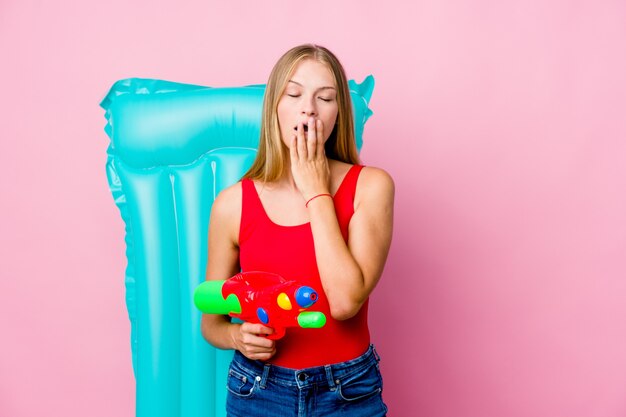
[{"xmin": 226, "ymin": 344, "xmax": 388, "ymax": 417}]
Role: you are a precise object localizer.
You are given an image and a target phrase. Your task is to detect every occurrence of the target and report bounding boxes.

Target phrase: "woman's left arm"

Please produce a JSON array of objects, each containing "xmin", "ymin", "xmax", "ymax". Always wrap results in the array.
[
  {"xmin": 291, "ymin": 118, "xmax": 395, "ymax": 320},
  {"xmin": 307, "ymin": 167, "xmax": 395, "ymax": 320}
]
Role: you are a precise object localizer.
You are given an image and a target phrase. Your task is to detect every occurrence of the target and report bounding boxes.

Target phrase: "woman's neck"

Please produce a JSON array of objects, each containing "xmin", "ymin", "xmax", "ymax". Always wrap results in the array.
[{"xmin": 274, "ymin": 169, "xmax": 299, "ymax": 192}]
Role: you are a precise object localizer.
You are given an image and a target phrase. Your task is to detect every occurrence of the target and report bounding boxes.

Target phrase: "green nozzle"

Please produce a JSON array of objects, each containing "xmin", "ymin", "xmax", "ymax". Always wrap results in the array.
[
  {"xmin": 194, "ymin": 280, "xmax": 241, "ymax": 315},
  {"xmin": 297, "ymin": 311, "xmax": 327, "ymax": 329}
]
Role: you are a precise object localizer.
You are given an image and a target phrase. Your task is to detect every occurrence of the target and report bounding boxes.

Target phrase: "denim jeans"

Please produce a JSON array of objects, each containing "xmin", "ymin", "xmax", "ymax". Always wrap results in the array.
[{"xmin": 226, "ymin": 344, "xmax": 388, "ymax": 417}]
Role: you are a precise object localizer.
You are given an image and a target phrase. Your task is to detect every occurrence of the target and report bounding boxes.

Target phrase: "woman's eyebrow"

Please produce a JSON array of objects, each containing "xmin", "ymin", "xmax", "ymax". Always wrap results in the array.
[{"xmin": 288, "ymin": 80, "xmax": 336, "ymax": 91}]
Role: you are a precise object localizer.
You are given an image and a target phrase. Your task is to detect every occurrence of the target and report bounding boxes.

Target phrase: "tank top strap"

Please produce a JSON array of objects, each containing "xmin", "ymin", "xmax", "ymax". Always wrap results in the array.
[
  {"xmin": 241, "ymin": 178, "xmax": 257, "ymax": 209},
  {"xmin": 239, "ymin": 178, "xmax": 266, "ymax": 244},
  {"xmin": 334, "ymin": 164, "xmax": 364, "ymax": 202},
  {"xmin": 333, "ymin": 165, "xmax": 365, "ymax": 241}
]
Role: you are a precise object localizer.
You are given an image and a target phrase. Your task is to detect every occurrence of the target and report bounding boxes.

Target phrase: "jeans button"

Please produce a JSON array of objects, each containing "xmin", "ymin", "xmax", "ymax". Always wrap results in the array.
[{"xmin": 298, "ymin": 373, "xmax": 307, "ymax": 381}]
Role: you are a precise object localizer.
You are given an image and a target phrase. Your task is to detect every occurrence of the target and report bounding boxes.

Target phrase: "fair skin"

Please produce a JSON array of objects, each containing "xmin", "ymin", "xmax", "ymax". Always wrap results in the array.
[{"xmin": 201, "ymin": 59, "xmax": 394, "ymax": 361}]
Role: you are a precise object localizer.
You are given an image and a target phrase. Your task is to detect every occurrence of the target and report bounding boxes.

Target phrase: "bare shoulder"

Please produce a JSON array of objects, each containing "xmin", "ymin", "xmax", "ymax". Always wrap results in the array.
[
  {"xmin": 211, "ymin": 182, "xmax": 242, "ymax": 241},
  {"xmin": 356, "ymin": 166, "xmax": 395, "ymax": 204},
  {"xmin": 213, "ymin": 181, "xmax": 242, "ymax": 214}
]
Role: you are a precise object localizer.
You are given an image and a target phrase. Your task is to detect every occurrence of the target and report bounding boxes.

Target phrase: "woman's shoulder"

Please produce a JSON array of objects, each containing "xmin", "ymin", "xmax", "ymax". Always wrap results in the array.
[
  {"xmin": 212, "ymin": 181, "xmax": 243, "ymax": 219},
  {"xmin": 216, "ymin": 180, "xmax": 243, "ymax": 200},
  {"xmin": 329, "ymin": 160, "xmax": 394, "ymax": 195},
  {"xmin": 358, "ymin": 165, "xmax": 394, "ymax": 191},
  {"xmin": 330, "ymin": 160, "xmax": 393, "ymax": 183},
  {"xmin": 355, "ymin": 165, "xmax": 395, "ymax": 207}
]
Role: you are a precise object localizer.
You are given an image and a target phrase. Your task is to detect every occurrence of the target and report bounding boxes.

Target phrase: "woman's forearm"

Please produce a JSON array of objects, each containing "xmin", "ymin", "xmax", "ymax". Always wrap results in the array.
[
  {"xmin": 201, "ymin": 314, "xmax": 238, "ymax": 350},
  {"xmin": 306, "ymin": 168, "xmax": 395, "ymax": 321},
  {"xmin": 307, "ymin": 197, "xmax": 366, "ymax": 320}
]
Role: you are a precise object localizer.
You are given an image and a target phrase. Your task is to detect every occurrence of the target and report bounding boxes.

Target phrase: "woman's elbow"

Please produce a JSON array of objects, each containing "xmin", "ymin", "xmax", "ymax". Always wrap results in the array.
[
  {"xmin": 326, "ymin": 272, "xmax": 368, "ymax": 320},
  {"xmin": 200, "ymin": 315, "xmax": 212, "ymax": 342},
  {"xmin": 200, "ymin": 314, "xmax": 223, "ymax": 344},
  {"xmin": 328, "ymin": 299, "xmax": 364, "ymax": 321}
]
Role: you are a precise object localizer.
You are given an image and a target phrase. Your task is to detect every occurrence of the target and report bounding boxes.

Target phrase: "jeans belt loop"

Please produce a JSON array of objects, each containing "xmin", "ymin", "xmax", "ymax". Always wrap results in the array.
[
  {"xmin": 324, "ymin": 365, "xmax": 337, "ymax": 391},
  {"xmin": 259, "ymin": 363, "xmax": 271, "ymax": 389},
  {"xmin": 372, "ymin": 344, "xmax": 381, "ymax": 362}
]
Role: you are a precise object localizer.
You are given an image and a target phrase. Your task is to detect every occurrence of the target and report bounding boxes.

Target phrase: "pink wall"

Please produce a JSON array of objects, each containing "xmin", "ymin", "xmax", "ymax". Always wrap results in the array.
[{"xmin": 1, "ymin": 1, "xmax": 625, "ymax": 416}]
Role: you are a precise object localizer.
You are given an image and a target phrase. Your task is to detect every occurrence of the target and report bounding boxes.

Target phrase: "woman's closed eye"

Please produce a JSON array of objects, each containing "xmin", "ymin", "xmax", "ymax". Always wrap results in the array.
[{"xmin": 286, "ymin": 94, "xmax": 333, "ymax": 102}]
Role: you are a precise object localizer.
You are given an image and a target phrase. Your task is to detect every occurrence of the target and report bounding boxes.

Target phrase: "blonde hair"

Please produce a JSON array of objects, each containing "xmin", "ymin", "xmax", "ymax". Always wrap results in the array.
[{"xmin": 243, "ymin": 44, "xmax": 360, "ymax": 182}]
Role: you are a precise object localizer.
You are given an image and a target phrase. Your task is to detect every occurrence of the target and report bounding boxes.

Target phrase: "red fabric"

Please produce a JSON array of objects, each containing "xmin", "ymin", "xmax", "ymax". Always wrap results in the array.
[{"xmin": 239, "ymin": 164, "xmax": 370, "ymax": 368}]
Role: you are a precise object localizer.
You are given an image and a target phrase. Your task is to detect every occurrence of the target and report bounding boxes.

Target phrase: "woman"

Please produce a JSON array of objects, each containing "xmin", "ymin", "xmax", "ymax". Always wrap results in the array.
[{"xmin": 201, "ymin": 44, "xmax": 394, "ymax": 416}]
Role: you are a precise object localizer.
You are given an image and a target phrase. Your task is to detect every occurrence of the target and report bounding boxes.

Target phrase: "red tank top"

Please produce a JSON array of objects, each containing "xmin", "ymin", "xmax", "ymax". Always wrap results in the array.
[{"xmin": 239, "ymin": 164, "xmax": 370, "ymax": 368}]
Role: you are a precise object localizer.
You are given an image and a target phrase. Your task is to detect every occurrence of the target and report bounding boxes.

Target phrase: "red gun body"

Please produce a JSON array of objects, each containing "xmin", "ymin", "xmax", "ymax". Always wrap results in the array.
[{"xmin": 221, "ymin": 271, "xmax": 326, "ymax": 340}]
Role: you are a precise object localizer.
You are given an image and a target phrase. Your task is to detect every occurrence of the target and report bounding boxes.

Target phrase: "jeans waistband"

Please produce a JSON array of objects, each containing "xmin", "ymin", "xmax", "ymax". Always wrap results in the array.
[{"xmin": 231, "ymin": 344, "xmax": 381, "ymax": 390}]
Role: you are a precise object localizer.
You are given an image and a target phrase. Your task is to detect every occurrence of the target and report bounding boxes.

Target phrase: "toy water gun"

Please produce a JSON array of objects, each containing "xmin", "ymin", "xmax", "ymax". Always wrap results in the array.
[{"xmin": 194, "ymin": 271, "xmax": 327, "ymax": 340}]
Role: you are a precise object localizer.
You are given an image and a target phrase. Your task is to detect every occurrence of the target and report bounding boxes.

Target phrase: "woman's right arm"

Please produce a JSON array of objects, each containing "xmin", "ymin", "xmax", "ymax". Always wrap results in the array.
[{"xmin": 200, "ymin": 183, "xmax": 276, "ymax": 360}]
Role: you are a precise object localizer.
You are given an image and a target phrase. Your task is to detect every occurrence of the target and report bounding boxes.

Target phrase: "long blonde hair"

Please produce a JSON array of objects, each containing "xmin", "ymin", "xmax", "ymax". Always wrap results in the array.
[{"xmin": 243, "ymin": 44, "xmax": 360, "ymax": 182}]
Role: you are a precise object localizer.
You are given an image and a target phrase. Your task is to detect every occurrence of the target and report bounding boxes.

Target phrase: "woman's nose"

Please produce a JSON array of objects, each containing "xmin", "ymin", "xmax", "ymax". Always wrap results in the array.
[{"xmin": 301, "ymin": 97, "xmax": 317, "ymax": 117}]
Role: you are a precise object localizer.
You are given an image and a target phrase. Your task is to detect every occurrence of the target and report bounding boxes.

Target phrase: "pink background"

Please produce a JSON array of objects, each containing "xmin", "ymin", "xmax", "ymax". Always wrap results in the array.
[{"xmin": 1, "ymin": 1, "xmax": 625, "ymax": 416}]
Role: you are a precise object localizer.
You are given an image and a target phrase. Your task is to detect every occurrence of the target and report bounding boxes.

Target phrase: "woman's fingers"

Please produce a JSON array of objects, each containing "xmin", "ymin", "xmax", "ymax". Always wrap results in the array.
[
  {"xmin": 237, "ymin": 322, "xmax": 276, "ymax": 360},
  {"xmin": 316, "ymin": 119, "xmax": 325, "ymax": 158},
  {"xmin": 242, "ymin": 322, "xmax": 274, "ymax": 338},
  {"xmin": 291, "ymin": 118, "xmax": 325, "ymax": 162},
  {"xmin": 306, "ymin": 117, "xmax": 317, "ymax": 160},
  {"xmin": 289, "ymin": 118, "xmax": 330, "ymax": 200},
  {"xmin": 297, "ymin": 122, "xmax": 307, "ymax": 159}
]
